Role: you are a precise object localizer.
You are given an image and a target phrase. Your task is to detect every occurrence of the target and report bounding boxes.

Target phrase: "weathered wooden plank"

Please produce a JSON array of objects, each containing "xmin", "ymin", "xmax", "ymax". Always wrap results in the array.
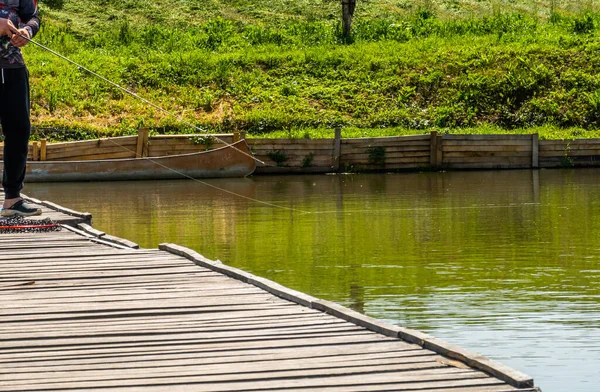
[
  {"xmin": 150, "ymin": 134, "xmax": 234, "ymax": 141},
  {"xmin": 541, "ymin": 138, "xmax": 600, "ymax": 145},
  {"xmin": 341, "ymin": 152, "xmax": 430, "ymax": 160},
  {"xmin": 2, "ymin": 343, "xmax": 424, "ymax": 371},
  {"xmin": 46, "ymin": 378, "xmax": 513, "ymax": 392},
  {"xmin": 148, "ymin": 138, "xmax": 224, "ymax": 146},
  {"xmin": 48, "ymin": 146, "xmax": 137, "ymax": 160},
  {"xmin": 443, "ymin": 140, "xmax": 532, "ymax": 147},
  {"xmin": 1, "ymin": 316, "xmax": 347, "ymax": 337},
  {"xmin": 256, "ymin": 156, "xmax": 333, "ymax": 165},
  {"xmin": 249, "ymin": 139, "xmax": 335, "ymax": 145},
  {"xmin": 0, "ymin": 333, "xmax": 389, "ymax": 362},
  {"xmin": 339, "ymin": 146, "xmax": 431, "ymax": 155},
  {"xmin": 1, "ymin": 369, "xmax": 496, "ymax": 391},
  {"xmin": 342, "ymin": 135, "xmax": 430, "ymax": 143},
  {"xmin": 4, "ymin": 349, "xmax": 435, "ymax": 374},
  {"xmin": 443, "ymin": 157, "xmax": 531, "ymax": 164},
  {"xmin": 442, "ymin": 134, "xmax": 532, "ymax": 140},
  {"xmin": 444, "ymin": 163, "xmax": 532, "ymax": 170},
  {"xmin": 3, "ymin": 359, "xmax": 450, "ymax": 385},
  {"xmin": 53, "ymin": 151, "xmax": 137, "ymax": 161},
  {"xmin": 0, "ymin": 308, "xmax": 319, "ymax": 333},
  {"xmin": 346, "ymin": 163, "xmax": 431, "ymax": 171},
  {"xmin": 0, "ymin": 325, "xmax": 371, "ymax": 352},
  {"xmin": 147, "ymin": 144, "xmax": 227, "ymax": 152},
  {"xmin": 0, "ymin": 263, "xmax": 207, "ymax": 277},
  {"xmin": 38, "ymin": 201, "xmax": 92, "ymax": 220},
  {"xmin": 45, "ymin": 136, "xmax": 138, "ymax": 150},
  {"xmin": 443, "ymin": 151, "xmax": 531, "ymax": 158},
  {"xmin": 442, "ymin": 145, "xmax": 532, "ymax": 152},
  {"xmin": 1, "ymin": 292, "xmax": 296, "ymax": 315},
  {"xmin": 540, "ymin": 144, "xmax": 600, "ymax": 152},
  {"xmin": 540, "ymin": 149, "xmax": 600, "ymax": 157},
  {"xmin": 343, "ymin": 157, "xmax": 431, "ymax": 164}
]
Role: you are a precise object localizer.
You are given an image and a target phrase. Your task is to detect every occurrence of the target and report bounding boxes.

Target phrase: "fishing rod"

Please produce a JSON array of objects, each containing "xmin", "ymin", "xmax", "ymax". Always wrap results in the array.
[
  {"xmin": 10, "ymin": 30, "xmax": 312, "ymax": 214},
  {"xmin": 16, "ymin": 31, "xmax": 267, "ymax": 166}
]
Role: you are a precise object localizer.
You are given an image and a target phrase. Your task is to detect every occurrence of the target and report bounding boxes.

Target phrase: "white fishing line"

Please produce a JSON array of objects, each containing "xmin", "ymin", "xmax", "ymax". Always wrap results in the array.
[{"xmin": 105, "ymin": 138, "xmax": 312, "ymax": 213}]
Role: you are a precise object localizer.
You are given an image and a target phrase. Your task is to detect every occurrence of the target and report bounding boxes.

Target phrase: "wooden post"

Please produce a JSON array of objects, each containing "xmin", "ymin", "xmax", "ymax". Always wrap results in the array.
[
  {"xmin": 233, "ymin": 132, "xmax": 240, "ymax": 143},
  {"xmin": 32, "ymin": 142, "xmax": 39, "ymax": 161},
  {"xmin": 430, "ymin": 131, "xmax": 438, "ymax": 168},
  {"xmin": 531, "ymin": 133, "xmax": 539, "ymax": 169},
  {"xmin": 143, "ymin": 131, "xmax": 149, "ymax": 157},
  {"xmin": 40, "ymin": 139, "xmax": 47, "ymax": 161},
  {"xmin": 332, "ymin": 127, "xmax": 342, "ymax": 172},
  {"xmin": 137, "ymin": 128, "xmax": 149, "ymax": 158},
  {"xmin": 240, "ymin": 131, "xmax": 246, "ymax": 140}
]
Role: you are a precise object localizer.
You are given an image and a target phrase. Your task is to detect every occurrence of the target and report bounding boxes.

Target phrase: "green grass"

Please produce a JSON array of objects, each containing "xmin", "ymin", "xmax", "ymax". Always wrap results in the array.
[
  {"xmin": 250, "ymin": 125, "xmax": 600, "ymax": 140},
  {"xmin": 26, "ymin": 0, "xmax": 600, "ymax": 140}
]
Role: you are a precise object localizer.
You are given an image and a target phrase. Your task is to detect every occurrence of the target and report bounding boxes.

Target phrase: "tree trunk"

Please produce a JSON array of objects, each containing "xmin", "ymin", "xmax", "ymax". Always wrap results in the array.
[{"xmin": 342, "ymin": 0, "xmax": 356, "ymax": 42}]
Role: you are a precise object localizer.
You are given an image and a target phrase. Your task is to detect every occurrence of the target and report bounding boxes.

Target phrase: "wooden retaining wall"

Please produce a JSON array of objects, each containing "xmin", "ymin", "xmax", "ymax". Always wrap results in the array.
[
  {"xmin": 2, "ymin": 133, "xmax": 237, "ymax": 162},
  {"xmin": 249, "ymin": 138, "xmax": 336, "ymax": 174},
  {"xmin": 249, "ymin": 132, "xmax": 540, "ymax": 173},
  {"xmin": 539, "ymin": 139, "xmax": 600, "ymax": 168},
  {"xmin": 440, "ymin": 134, "xmax": 535, "ymax": 170},
  {"xmin": 5, "ymin": 130, "xmax": 600, "ymax": 172},
  {"xmin": 250, "ymin": 132, "xmax": 600, "ymax": 173}
]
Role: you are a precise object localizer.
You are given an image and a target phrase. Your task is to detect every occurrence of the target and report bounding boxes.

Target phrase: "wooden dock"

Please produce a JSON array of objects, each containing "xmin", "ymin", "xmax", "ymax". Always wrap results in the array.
[{"xmin": 0, "ymin": 201, "xmax": 541, "ymax": 391}]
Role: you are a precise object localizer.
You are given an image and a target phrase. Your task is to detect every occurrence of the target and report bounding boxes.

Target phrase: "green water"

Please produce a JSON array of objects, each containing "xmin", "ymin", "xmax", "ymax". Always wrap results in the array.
[{"xmin": 26, "ymin": 169, "xmax": 600, "ymax": 392}]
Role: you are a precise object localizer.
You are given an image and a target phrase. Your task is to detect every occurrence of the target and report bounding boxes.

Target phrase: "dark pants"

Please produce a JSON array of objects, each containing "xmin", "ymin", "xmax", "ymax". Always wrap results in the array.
[{"xmin": 0, "ymin": 67, "xmax": 31, "ymax": 200}]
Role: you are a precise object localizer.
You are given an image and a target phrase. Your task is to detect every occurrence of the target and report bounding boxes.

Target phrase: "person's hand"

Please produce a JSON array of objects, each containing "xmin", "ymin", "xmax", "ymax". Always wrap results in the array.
[
  {"xmin": 0, "ymin": 18, "xmax": 17, "ymax": 38},
  {"xmin": 11, "ymin": 28, "xmax": 30, "ymax": 48}
]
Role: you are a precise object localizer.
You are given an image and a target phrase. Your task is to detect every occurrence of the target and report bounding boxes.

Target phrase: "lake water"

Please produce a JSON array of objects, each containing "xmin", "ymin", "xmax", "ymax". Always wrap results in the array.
[{"xmin": 25, "ymin": 169, "xmax": 600, "ymax": 392}]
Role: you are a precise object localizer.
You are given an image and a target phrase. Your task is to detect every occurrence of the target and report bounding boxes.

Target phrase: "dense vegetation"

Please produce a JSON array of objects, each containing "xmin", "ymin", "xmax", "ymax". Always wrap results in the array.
[{"xmin": 24, "ymin": 0, "xmax": 600, "ymax": 140}]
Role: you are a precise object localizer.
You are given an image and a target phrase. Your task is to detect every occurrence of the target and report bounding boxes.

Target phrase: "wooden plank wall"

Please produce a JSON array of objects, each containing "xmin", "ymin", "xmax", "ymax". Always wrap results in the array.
[
  {"xmin": 7, "ymin": 134, "xmax": 237, "ymax": 162},
  {"xmin": 0, "ymin": 144, "xmax": 35, "ymax": 161},
  {"xmin": 441, "ymin": 135, "xmax": 534, "ymax": 170},
  {"xmin": 341, "ymin": 135, "xmax": 431, "ymax": 172},
  {"xmin": 147, "ymin": 135, "xmax": 234, "ymax": 158},
  {"xmin": 45, "ymin": 137, "xmax": 138, "ymax": 161},
  {"xmin": 249, "ymin": 139, "xmax": 335, "ymax": 174},
  {"xmin": 7, "ymin": 132, "xmax": 600, "ymax": 171},
  {"xmin": 539, "ymin": 139, "xmax": 600, "ymax": 168}
]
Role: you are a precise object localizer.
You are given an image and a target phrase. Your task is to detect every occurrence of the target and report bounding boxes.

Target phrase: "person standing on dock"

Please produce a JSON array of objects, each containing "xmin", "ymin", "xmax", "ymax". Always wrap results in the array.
[{"xmin": 0, "ymin": 0, "xmax": 41, "ymax": 217}]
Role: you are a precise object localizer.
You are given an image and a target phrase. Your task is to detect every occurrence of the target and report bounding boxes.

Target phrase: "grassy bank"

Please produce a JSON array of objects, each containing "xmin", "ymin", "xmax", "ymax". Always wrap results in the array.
[{"xmin": 25, "ymin": 0, "xmax": 600, "ymax": 140}]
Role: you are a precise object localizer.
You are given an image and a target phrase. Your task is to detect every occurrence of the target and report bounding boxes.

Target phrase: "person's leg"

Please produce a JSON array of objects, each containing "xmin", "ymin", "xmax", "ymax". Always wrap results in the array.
[{"xmin": 0, "ymin": 67, "xmax": 40, "ymax": 216}]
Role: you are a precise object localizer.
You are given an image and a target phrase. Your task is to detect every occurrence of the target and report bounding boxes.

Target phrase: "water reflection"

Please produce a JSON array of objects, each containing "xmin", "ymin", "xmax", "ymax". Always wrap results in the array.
[{"xmin": 25, "ymin": 169, "xmax": 600, "ymax": 392}]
